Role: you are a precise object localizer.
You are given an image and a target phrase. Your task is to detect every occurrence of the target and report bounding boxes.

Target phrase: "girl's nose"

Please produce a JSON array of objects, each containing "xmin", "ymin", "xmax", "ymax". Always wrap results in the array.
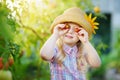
[{"xmin": 68, "ymin": 27, "xmax": 74, "ymax": 33}]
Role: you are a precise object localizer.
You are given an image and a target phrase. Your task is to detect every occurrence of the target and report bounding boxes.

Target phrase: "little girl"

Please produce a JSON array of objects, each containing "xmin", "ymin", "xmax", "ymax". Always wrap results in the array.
[{"xmin": 40, "ymin": 7, "xmax": 101, "ymax": 80}]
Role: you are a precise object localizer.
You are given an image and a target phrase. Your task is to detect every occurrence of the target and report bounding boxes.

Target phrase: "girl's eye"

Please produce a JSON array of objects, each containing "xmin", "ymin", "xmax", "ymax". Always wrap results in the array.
[{"xmin": 74, "ymin": 27, "xmax": 80, "ymax": 32}]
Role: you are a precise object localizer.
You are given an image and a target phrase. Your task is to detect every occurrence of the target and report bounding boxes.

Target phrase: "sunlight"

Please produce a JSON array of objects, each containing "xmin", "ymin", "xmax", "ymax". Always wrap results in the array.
[
  {"xmin": 27, "ymin": 0, "xmax": 47, "ymax": 10},
  {"xmin": 35, "ymin": 0, "xmax": 47, "ymax": 8}
]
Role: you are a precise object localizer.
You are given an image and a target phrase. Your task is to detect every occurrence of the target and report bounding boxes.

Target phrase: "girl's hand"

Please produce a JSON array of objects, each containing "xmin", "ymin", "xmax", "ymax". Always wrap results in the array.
[
  {"xmin": 75, "ymin": 28, "xmax": 89, "ymax": 43},
  {"xmin": 53, "ymin": 24, "xmax": 69, "ymax": 37}
]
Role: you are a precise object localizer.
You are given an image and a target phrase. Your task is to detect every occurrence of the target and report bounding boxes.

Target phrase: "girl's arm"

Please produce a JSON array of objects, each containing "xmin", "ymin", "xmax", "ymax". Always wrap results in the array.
[
  {"xmin": 40, "ymin": 34, "xmax": 59, "ymax": 61},
  {"xmin": 40, "ymin": 24, "xmax": 69, "ymax": 61},
  {"xmin": 76, "ymin": 28, "xmax": 101, "ymax": 68},
  {"xmin": 83, "ymin": 41, "xmax": 101, "ymax": 68}
]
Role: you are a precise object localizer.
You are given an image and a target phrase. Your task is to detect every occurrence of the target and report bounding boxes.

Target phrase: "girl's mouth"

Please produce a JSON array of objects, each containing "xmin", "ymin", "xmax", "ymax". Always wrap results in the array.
[{"xmin": 65, "ymin": 35, "xmax": 73, "ymax": 38}]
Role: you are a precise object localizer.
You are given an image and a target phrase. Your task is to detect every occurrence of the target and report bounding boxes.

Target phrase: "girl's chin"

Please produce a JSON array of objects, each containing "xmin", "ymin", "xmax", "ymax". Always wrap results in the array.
[
  {"xmin": 64, "ymin": 41, "xmax": 72, "ymax": 44},
  {"xmin": 63, "ymin": 38, "xmax": 73, "ymax": 43},
  {"xmin": 64, "ymin": 37, "xmax": 73, "ymax": 40},
  {"xmin": 64, "ymin": 42, "xmax": 76, "ymax": 47},
  {"xmin": 63, "ymin": 40, "xmax": 76, "ymax": 46}
]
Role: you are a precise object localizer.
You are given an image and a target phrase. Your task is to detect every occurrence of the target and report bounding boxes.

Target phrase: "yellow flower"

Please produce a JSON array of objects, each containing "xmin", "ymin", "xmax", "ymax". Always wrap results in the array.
[
  {"xmin": 94, "ymin": 6, "xmax": 101, "ymax": 13},
  {"xmin": 85, "ymin": 13, "xmax": 99, "ymax": 34}
]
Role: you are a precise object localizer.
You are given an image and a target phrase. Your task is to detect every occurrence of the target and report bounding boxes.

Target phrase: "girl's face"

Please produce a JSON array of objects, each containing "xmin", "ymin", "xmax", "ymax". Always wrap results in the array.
[{"xmin": 63, "ymin": 23, "xmax": 80, "ymax": 47}]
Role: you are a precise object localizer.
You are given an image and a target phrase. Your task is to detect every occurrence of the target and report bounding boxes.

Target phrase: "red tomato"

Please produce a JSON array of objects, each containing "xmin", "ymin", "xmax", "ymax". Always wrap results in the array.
[
  {"xmin": 5, "ymin": 62, "xmax": 9, "ymax": 69},
  {"xmin": 8, "ymin": 58, "xmax": 14, "ymax": 66},
  {"xmin": 74, "ymin": 27, "xmax": 80, "ymax": 32},
  {"xmin": 0, "ymin": 57, "xmax": 3, "ymax": 62},
  {"xmin": 0, "ymin": 62, "xmax": 3, "ymax": 69}
]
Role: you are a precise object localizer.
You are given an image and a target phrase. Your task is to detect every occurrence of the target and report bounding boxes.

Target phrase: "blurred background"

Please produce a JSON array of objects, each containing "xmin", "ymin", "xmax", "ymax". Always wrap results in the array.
[{"xmin": 0, "ymin": 0, "xmax": 120, "ymax": 80}]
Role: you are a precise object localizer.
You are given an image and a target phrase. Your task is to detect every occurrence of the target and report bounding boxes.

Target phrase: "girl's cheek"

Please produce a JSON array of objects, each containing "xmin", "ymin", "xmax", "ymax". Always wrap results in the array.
[{"xmin": 74, "ymin": 35, "xmax": 79, "ymax": 40}]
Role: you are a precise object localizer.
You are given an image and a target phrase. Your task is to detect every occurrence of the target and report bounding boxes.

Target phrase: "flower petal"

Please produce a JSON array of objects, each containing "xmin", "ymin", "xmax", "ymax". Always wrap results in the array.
[
  {"xmin": 94, "ymin": 22, "xmax": 99, "ymax": 25},
  {"xmin": 92, "ymin": 17, "xmax": 97, "ymax": 22},
  {"xmin": 94, "ymin": 26, "xmax": 99, "ymax": 29},
  {"xmin": 89, "ymin": 13, "xmax": 92, "ymax": 19}
]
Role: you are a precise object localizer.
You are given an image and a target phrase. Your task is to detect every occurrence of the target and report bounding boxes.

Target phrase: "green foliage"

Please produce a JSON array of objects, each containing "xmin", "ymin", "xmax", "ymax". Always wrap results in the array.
[
  {"xmin": 107, "ymin": 29, "xmax": 120, "ymax": 73},
  {"xmin": 0, "ymin": 3, "xmax": 13, "ymax": 40},
  {"xmin": 0, "ymin": 1, "xmax": 18, "ymax": 62}
]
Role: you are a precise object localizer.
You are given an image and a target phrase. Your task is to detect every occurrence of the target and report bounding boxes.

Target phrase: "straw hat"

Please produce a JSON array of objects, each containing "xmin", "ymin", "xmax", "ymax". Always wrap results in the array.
[{"xmin": 50, "ymin": 7, "xmax": 92, "ymax": 37}]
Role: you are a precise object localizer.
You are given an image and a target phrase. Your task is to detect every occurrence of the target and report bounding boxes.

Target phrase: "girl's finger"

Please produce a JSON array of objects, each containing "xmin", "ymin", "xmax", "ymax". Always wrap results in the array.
[
  {"xmin": 59, "ymin": 29, "xmax": 69, "ymax": 36},
  {"xmin": 57, "ymin": 24, "xmax": 66, "ymax": 28},
  {"xmin": 78, "ymin": 31, "xmax": 85, "ymax": 36}
]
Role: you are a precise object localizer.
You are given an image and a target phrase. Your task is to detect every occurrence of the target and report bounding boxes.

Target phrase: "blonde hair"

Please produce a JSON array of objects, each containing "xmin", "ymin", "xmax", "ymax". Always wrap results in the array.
[{"xmin": 55, "ymin": 37, "xmax": 88, "ymax": 73}]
